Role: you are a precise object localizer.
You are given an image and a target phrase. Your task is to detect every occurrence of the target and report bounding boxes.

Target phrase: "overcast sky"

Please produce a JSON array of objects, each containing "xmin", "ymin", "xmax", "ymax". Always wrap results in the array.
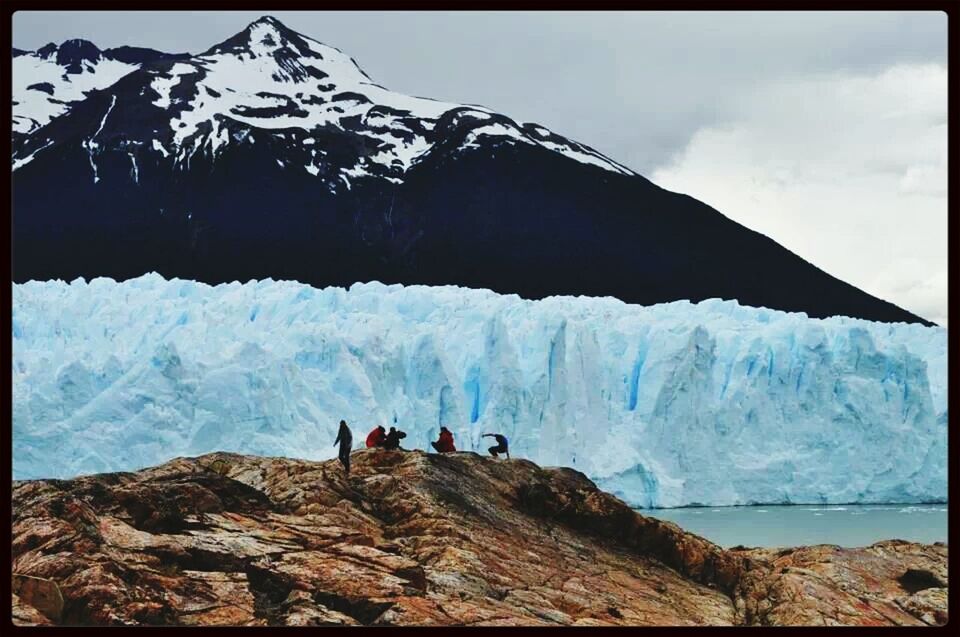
[{"xmin": 13, "ymin": 11, "xmax": 949, "ymax": 324}]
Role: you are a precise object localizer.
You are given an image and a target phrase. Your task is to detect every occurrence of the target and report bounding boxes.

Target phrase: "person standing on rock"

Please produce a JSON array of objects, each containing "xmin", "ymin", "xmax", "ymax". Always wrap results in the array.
[
  {"xmin": 383, "ymin": 426, "xmax": 407, "ymax": 450},
  {"xmin": 482, "ymin": 432, "xmax": 510, "ymax": 459},
  {"xmin": 431, "ymin": 427, "xmax": 456, "ymax": 453},
  {"xmin": 334, "ymin": 420, "xmax": 353, "ymax": 474}
]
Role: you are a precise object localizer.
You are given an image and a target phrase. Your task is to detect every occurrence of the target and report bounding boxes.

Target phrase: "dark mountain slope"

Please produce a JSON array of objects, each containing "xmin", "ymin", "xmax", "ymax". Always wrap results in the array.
[{"xmin": 10, "ymin": 16, "xmax": 930, "ymax": 325}]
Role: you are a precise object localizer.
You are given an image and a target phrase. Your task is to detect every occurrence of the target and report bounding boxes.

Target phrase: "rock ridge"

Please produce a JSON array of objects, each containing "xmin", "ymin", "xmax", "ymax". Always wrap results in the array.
[{"xmin": 11, "ymin": 449, "xmax": 947, "ymax": 626}]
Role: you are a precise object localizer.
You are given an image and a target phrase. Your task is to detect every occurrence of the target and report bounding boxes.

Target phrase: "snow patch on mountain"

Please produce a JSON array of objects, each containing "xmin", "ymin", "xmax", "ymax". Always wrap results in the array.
[
  {"xmin": 11, "ymin": 140, "xmax": 54, "ymax": 170},
  {"xmin": 149, "ymin": 63, "xmax": 197, "ymax": 108},
  {"xmin": 12, "ymin": 45, "xmax": 137, "ymax": 135},
  {"xmin": 81, "ymin": 94, "xmax": 117, "ymax": 182},
  {"xmin": 12, "ymin": 275, "xmax": 946, "ymax": 507},
  {"xmin": 462, "ymin": 122, "xmax": 530, "ymax": 148}
]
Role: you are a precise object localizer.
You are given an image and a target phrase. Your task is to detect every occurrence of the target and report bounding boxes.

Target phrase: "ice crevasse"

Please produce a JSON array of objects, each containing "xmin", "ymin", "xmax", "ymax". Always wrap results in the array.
[{"xmin": 12, "ymin": 274, "xmax": 947, "ymax": 508}]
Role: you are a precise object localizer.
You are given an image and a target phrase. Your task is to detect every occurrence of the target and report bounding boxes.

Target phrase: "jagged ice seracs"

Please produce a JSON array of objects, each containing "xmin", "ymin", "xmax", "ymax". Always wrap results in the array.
[{"xmin": 12, "ymin": 275, "xmax": 947, "ymax": 508}]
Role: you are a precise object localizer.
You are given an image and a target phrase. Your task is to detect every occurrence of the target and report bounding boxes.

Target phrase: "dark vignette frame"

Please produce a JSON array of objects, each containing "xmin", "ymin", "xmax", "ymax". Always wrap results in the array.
[{"xmin": 1, "ymin": 0, "xmax": 955, "ymax": 635}]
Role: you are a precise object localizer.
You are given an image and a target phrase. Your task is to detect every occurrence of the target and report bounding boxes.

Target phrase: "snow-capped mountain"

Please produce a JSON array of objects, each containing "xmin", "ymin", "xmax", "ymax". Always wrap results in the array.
[
  {"xmin": 11, "ymin": 16, "xmax": 931, "ymax": 325},
  {"xmin": 13, "ymin": 17, "xmax": 629, "ymax": 184}
]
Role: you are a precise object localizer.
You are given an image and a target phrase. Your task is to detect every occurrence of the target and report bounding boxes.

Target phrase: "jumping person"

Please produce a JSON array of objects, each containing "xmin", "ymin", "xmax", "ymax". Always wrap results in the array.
[
  {"xmin": 482, "ymin": 432, "xmax": 509, "ymax": 459},
  {"xmin": 334, "ymin": 420, "xmax": 353, "ymax": 474},
  {"xmin": 365, "ymin": 425, "xmax": 387, "ymax": 448},
  {"xmin": 431, "ymin": 426, "xmax": 456, "ymax": 453},
  {"xmin": 383, "ymin": 426, "xmax": 407, "ymax": 450}
]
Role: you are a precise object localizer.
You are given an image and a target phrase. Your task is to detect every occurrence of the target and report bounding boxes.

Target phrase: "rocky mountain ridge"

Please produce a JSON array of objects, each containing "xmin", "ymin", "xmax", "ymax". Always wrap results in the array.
[
  {"xmin": 12, "ymin": 38, "xmax": 187, "ymax": 140},
  {"xmin": 11, "ymin": 450, "xmax": 948, "ymax": 626}
]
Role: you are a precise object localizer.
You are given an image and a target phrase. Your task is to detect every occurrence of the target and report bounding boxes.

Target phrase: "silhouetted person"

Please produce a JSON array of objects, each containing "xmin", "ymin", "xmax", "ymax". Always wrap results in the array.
[
  {"xmin": 431, "ymin": 426, "xmax": 456, "ymax": 453},
  {"xmin": 365, "ymin": 425, "xmax": 387, "ymax": 448},
  {"xmin": 383, "ymin": 426, "xmax": 407, "ymax": 450},
  {"xmin": 482, "ymin": 432, "xmax": 509, "ymax": 459},
  {"xmin": 334, "ymin": 420, "xmax": 353, "ymax": 474}
]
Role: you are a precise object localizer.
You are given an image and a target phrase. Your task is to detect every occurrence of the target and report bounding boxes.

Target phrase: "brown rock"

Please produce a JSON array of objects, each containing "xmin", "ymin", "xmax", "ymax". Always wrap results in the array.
[
  {"xmin": 9, "ymin": 450, "xmax": 948, "ymax": 626},
  {"xmin": 12, "ymin": 573, "xmax": 64, "ymax": 622},
  {"xmin": 898, "ymin": 587, "xmax": 947, "ymax": 626},
  {"xmin": 12, "ymin": 592, "xmax": 54, "ymax": 626},
  {"xmin": 736, "ymin": 541, "xmax": 949, "ymax": 626}
]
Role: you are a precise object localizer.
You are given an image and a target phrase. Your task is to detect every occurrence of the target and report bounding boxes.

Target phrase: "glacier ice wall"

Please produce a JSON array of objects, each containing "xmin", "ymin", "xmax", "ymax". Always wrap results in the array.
[{"xmin": 12, "ymin": 274, "xmax": 947, "ymax": 508}]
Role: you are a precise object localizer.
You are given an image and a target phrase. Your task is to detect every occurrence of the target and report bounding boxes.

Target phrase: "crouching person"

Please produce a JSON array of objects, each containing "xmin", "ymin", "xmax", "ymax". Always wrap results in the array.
[
  {"xmin": 431, "ymin": 426, "xmax": 456, "ymax": 453},
  {"xmin": 366, "ymin": 425, "xmax": 386, "ymax": 448},
  {"xmin": 383, "ymin": 426, "xmax": 407, "ymax": 450},
  {"xmin": 482, "ymin": 432, "xmax": 509, "ymax": 459}
]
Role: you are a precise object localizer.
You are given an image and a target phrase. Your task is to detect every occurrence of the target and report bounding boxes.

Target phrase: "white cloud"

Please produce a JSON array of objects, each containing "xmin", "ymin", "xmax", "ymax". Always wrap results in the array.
[{"xmin": 651, "ymin": 63, "xmax": 947, "ymax": 325}]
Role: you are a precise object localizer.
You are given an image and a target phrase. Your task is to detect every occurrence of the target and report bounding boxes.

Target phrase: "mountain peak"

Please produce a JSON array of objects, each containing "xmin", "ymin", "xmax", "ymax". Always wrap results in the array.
[
  {"xmin": 58, "ymin": 37, "xmax": 101, "ymax": 60},
  {"xmin": 35, "ymin": 42, "xmax": 58, "ymax": 58},
  {"xmin": 203, "ymin": 14, "xmax": 315, "ymax": 60},
  {"xmin": 250, "ymin": 14, "xmax": 285, "ymax": 28},
  {"xmin": 244, "ymin": 15, "xmax": 301, "ymax": 42},
  {"xmin": 30, "ymin": 38, "xmax": 103, "ymax": 73}
]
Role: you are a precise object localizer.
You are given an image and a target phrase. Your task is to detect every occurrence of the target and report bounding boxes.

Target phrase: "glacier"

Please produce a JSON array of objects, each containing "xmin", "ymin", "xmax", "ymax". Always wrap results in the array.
[{"xmin": 12, "ymin": 274, "xmax": 947, "ymax": 508}]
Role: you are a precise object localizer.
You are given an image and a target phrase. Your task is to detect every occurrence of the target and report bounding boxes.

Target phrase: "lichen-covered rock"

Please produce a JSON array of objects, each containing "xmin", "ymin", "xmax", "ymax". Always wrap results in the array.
[{"xmin": 10, "ymin": 450, "xmax": 948, "ymax": 626}]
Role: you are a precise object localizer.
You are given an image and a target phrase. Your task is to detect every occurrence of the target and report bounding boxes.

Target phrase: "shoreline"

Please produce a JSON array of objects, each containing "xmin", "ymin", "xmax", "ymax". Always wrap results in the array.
[{"xmin": 635, "ymin": 500, "xmax": 949, "ymax": 511}]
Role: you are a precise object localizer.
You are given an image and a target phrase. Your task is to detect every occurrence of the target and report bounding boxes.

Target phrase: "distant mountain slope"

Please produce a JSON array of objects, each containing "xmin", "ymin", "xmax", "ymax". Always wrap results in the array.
[{"xmin": 10, "ymin": 16, "xmax": 930, "ymax": 325}]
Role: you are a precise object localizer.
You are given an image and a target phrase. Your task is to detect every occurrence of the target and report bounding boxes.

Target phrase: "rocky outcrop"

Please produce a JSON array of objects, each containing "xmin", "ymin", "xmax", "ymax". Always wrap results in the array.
[
  {"xmin": 11, "ymin": 450, "xmax": 948, "ymax": 626},
  {"xmin": 734, "ymin": 542, "xmax": 948, "ymax": 626}
]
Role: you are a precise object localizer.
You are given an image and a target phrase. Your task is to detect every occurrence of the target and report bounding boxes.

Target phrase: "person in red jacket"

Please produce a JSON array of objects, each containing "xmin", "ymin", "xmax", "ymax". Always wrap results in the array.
[
  {"xmin": 430, "ymin": 426, "xmax": 456, "ymax": 453},
  {"xmin": 365, "ymin": 425, "xmax": 386, "ymax": 448}
]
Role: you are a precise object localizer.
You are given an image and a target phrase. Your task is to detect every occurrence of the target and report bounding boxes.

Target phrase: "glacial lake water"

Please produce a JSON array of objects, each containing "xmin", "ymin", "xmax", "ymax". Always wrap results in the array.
[{"xmin": 639, "ymin": 504, "xmax": 948, "ymax": 548}]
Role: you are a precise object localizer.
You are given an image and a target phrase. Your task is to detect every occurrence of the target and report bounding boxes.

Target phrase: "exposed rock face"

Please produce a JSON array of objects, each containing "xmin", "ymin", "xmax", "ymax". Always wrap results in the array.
[
  {"xmin": 11, "ymin": 450, "xmax": 948, "ymax": 626},
  {"xmin": 11, "ymin": 574, "xmax": 62, "ymax": 624},
  {"xmin": 734, "ymin": 543, "xmax": 948, "ymax": 626}
]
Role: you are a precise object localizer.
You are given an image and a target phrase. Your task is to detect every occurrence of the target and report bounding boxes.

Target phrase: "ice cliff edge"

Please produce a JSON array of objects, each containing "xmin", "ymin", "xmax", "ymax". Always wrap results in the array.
[{"xmin": 12, "ymin": 275, "xmax": 947, "ymax": 507}]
